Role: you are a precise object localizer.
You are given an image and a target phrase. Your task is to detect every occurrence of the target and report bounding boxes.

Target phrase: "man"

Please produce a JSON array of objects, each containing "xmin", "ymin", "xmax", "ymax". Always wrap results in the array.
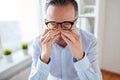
[{"xmin": 29, "ymin": 0, "xmax": 102, "ymax": 80}]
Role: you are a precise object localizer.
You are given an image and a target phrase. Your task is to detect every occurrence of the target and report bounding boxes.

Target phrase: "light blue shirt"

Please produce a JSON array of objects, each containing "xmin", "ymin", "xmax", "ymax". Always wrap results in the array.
[{"xmin": 29, "ymin": 28, "xmax": 102, "ymax": 80}]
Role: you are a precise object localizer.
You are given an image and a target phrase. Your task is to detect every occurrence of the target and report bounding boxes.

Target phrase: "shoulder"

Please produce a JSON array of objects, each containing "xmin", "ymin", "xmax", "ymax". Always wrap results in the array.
[
  {"xmin": 76, "ymin": 28, "xmax": 96, "ymax": 42},
  {"xmin": 32, "ymin": 35, "xmax": 42, "ymax": 50},
  {"xmin": 31, "ymin": 35, "xmax": 42, "ymax": 56},
  {"xmin": 33, "ymin": 35, "xmax": 41, "ymax": 45},
  {"xmin": 76, "ymin": 28, "xmax": 97, "ymax": 52}
]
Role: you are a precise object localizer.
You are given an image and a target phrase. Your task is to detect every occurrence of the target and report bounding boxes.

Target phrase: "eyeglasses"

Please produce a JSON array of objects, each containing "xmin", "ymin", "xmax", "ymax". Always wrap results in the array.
[{"xmin": 45, "ymin": 19, "xmax": 77, "ymax": 30}]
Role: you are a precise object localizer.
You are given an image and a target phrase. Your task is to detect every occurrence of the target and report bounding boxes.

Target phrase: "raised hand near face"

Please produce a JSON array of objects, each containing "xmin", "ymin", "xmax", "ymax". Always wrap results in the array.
[
  {"xmin": 40, "ymin": 29, "xmax": 60, "ymax": 63},
  {"xmin": 61, "ymin": 30, "xmax": 84, "ymax": 60}
]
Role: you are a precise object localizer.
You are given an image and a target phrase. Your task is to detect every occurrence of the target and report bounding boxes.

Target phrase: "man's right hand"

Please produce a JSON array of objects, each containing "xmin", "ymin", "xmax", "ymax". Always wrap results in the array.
[{"xmin": 40, "ymin": 29, "xmax": 60, "ymax": 63}]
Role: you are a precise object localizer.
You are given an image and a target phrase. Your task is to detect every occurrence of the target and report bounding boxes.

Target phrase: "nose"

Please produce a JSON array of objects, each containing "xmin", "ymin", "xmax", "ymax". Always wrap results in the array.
[{"xmin": 57, "ymin": 24, "xmax": 62, "ymax": 30}]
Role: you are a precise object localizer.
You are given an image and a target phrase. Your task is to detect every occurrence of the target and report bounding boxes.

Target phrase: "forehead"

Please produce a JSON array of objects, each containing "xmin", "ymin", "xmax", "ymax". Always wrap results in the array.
[{"xmin": 46, "ymin": 3, "xmax": 75, "ymax": 21}]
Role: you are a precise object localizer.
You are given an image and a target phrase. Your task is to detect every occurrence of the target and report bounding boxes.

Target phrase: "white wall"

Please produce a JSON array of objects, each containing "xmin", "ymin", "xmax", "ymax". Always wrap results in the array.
[
  {"xmin": 20, "ymin": 0, "xmax": 40, "ymax": 42},
  {"xmin": 95, "ymin": 0, "xmax": 106, "ymax": 67},
  {"xmin": 101, "ymin": 0, "xmax": 120, "ymax": 74}
]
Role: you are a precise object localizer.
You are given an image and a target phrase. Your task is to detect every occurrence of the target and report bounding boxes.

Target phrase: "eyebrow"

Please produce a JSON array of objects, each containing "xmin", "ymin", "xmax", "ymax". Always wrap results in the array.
[
  {"xmin": 45, "ymin": 18, "xmax": 77, "ymax": 22},
  {"xmin": 45, "ymin": 19, "xmax": 75, "ymax": 23}
]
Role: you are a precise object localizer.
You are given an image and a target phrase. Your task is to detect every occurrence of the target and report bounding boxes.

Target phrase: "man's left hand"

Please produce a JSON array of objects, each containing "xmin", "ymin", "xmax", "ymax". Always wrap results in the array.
[{"xmin": 61, "ymin": 30, "xmax": 84, "ymax": 61}]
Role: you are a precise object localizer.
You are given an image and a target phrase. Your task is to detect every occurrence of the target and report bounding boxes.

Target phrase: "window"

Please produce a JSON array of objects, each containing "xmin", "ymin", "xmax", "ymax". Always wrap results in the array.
[{"xmin": 0, "ymin": 0, "xmax": 43, "ymax": 57}]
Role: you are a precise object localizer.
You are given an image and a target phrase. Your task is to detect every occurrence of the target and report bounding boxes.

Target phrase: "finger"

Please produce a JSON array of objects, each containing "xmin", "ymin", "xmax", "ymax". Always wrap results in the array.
[
  {"xmin": 42, "ymin": 30, "xmax": 60, "ymax": 43},
  {"xmin": 42, "ymin": 29, "xmax": 49, "ymax": 36},
  {"xmin": 42, "ymin": 29, "xmax": 58, "ymax": 37},
  {"xmin": 61, "ymin": 33, "xmax": 72, "ymax": 41},
  {"xmin": 45, "ymin": 29, "xmax": 59, "ymax": 37},
  {"xmin": 61, "ymin": 30, "xmax": 76, "ymax": 42},
  {"xmin": 71, "ymin": 30, "xmax": 80, "ymax": 40},
  {"xmin": 49, "ymin": 34, "xmax": 59, "ymax": 43},
  {"xmin": 45, "ymin": 30, "xmax": 60, "ymax": 42},
  {"xmin": 61, "ymin": 34, "xmax": 71, "ymax": 45},
  {"xmin": 63, "ymin": 30, "xmax": 79, "ymax": 41},
  {"xmin": 41, "ymin": 29, "xmax": 49, "ymax": 42}
]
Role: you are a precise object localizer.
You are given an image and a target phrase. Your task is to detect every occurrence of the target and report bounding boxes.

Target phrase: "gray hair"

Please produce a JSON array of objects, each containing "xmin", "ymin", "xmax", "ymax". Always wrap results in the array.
[{"xmin": 45, "ymin": 0, "xmax": 78, "ymax": 18}]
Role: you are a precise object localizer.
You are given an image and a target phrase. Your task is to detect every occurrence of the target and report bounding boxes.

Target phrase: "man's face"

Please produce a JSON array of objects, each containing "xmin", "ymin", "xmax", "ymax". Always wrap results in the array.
[{"xmin": 45, "ymin": 3, "xmax": 77, "ymax": 45}]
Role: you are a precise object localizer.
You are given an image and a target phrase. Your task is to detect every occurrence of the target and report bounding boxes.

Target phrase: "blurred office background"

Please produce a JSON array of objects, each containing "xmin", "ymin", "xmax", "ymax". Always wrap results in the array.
[{"xmin": 0, "ymin": 0, "xmax": 120, "ymax": 80}]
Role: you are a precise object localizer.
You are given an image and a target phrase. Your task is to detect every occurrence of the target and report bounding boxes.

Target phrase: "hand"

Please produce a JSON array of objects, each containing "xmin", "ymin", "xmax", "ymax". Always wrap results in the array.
[
  {"xmin": 40, "ymin": 29, "xmax": 60, "ymax": 63},
  {"xmin": 61, "ymin": 30, "xmax": 84, "ymax": 60}
]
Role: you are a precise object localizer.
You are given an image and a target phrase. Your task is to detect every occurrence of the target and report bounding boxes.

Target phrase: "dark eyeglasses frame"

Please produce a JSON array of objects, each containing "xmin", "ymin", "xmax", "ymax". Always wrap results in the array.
[{"xmin": 45, "ymin": 19, "xmax": 77, "ymax": 30}]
